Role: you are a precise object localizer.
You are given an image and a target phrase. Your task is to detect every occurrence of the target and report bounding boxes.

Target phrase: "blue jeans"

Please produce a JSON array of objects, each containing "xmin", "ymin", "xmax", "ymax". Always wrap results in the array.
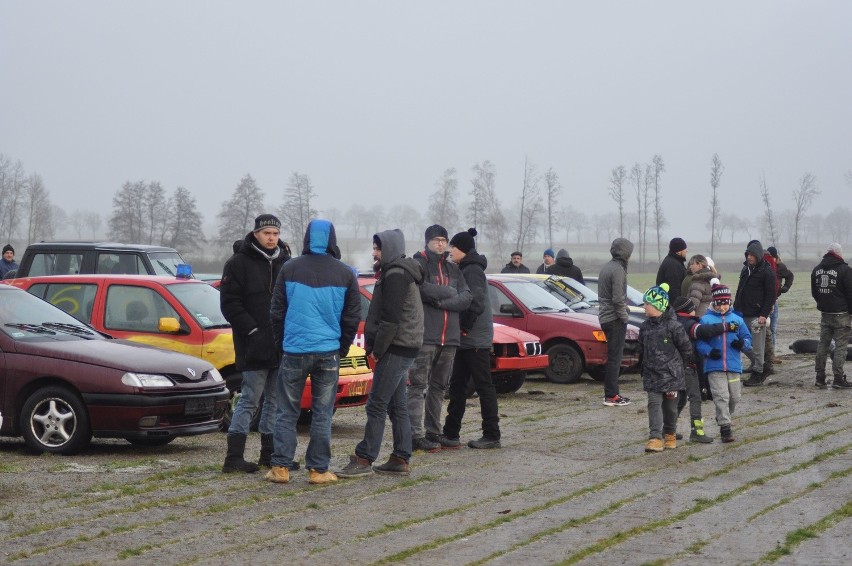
[
  {"xmin": 228, "ymin": 368, "xmax": 278, "ymax": 435},
  {"xmin": 356, "ymin": 352, "xmax": 415, "ymax": 462},
  {"xmin": 770, "ymin": 302, "xmax": 779, "ymax": 348},
  {"xmin": 271, "ymin": 352, "xmax": 339, "ymax": 472}
]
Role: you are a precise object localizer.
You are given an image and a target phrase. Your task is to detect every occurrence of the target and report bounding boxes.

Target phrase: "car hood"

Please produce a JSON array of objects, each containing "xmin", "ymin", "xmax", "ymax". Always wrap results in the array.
[
  {"xmin": 533, "ymin": 311, "xmax": 601, "ymax": 328},
  {"xmin": 11, "ymin": 338, "xmax": 213, "ymax": 380},
  {"xmin": 493, "ymin": 322, "xmax": 539, "ymax": 343}
]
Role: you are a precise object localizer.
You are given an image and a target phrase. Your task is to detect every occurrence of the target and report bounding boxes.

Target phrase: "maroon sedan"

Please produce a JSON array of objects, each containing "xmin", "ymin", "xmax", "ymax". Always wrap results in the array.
[{"xmin": 0, "ymin": 284, "xmax": 229, "ymax": 454}]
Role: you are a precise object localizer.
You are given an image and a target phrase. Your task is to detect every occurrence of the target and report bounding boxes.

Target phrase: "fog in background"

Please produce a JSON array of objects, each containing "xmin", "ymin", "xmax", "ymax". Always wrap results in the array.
[{"xmin": 2, "ymin": 1, "xmax": 850, "ymax": 254}]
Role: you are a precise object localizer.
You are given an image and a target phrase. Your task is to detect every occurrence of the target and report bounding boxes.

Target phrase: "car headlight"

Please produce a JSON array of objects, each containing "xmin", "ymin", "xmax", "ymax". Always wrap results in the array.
[
  {"xmin": 121, "ymin": 372, "xmax": 175, "ymax": 387},
  {"xmin": 209, "ymin": 368, "xmax": 224, "ymax": 383}
]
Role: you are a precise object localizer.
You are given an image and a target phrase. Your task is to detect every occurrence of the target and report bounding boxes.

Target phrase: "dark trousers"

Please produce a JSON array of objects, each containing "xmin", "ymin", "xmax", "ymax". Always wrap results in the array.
[
  {"xmin": 601, "ymin": 320, "xmax": 627, "ymax": 398},
  {"xmin": 443, "ymin": 348, "xmax": 500, "ymax": 440}
]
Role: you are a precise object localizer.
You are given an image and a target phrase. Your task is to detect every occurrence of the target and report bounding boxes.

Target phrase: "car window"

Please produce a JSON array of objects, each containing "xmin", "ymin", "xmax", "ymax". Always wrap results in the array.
[
  {"xmin": 104, "ymin": 285, "xmax": 181, "ymax": 333},
  {"xmin": 0, "ymin": 287, "xmax": 100, "ymax": 341},
  {"xmin": 28, "ymin": 253, "xmax": 84, "ymax": 276},
  {"xmin": 166, "ymin": 283, "xmax": 229, "ymax": 328},
  {"xmin": 501, "ymin": 280, "xmax": 568, "ymax": 312},
  {"xmin": 97, "ymin": 253, "xmax": 145, "ymax": 275},
  {"xmin": 488, "ymin": 285, "xmax": 516, "ymax": 317},
  {"xmin": 148, "ymin": 252, "xmax": 187, "ymax": 276},
  {"xmin": 27, "ymin": 283, "xmax": 98, "ymax": 323}
]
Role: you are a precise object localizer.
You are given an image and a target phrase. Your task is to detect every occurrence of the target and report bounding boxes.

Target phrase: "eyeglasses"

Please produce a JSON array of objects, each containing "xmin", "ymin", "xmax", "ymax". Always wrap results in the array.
[{"xmin": 430, "ymin": 238, "xmax": 448, "ymax": 244}]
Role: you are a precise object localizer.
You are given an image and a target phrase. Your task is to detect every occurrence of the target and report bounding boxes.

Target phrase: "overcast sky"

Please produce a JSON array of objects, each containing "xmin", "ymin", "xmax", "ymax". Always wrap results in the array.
[{"xmin": 2, "ymin": 1, "xmax": 850, "ymax": 245}]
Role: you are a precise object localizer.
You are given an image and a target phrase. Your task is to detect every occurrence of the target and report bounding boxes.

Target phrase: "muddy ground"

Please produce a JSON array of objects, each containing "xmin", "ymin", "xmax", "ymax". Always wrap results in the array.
[{"xmin": 0, "ymin": 278, "xmax": 849, "ymax": 565}]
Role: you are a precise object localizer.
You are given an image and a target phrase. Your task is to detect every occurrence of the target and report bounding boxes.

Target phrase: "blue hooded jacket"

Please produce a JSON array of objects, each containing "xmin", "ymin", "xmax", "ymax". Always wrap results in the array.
[{"xmin": 695, "ymin": 308, "xmax": 752, "ymax": 374}]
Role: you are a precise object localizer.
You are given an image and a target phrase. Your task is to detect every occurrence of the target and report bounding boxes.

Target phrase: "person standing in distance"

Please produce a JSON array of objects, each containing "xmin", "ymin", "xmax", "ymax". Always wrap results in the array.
[
  {"xmin": 535, "ymin": 249, "xmax": 555, "ymax": 274},
  {"xmin": 811, "ymin": 243, "xmax": 852, "ymax": 389},
  {"xmin": 734, "ymin": 240, "xmax": 777, "ymax": 386},
  {"xmin": 265, "ymin": 219, "xmax": 360, "ymax": 485},
  {"xmin": 598, "ymin": 237, "xmax": 634, "ymax": 406},
  {"xmin": 501, "ymin": 251, "xmax": 530, "ymax": 274},
  {"xmin": 656, "ymin": 237, "xmax": 688, "ymax": 304},
  {"xmin": 220, "ymin": 214, "xmax": 291, "ymax": 473}
]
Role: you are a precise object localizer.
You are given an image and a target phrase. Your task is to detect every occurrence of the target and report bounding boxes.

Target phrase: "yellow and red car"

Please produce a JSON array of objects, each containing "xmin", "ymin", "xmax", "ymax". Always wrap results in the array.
[{"xmin": 6, "ymin": 275, "xmax": 373, "ymax": 426}]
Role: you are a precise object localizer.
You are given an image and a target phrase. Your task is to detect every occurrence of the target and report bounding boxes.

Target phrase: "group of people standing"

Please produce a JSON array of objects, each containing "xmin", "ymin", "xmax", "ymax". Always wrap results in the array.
[
  {"xmin": 500, "ymin": 248, "xmax": 585, "ymax": 284},
  {"xmin": 220, "ymin": 215, "xmax": 501, "ymax": 485}
]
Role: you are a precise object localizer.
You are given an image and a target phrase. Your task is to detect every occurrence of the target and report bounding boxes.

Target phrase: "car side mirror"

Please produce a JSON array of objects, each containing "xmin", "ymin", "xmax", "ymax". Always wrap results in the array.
[
  {"xmin": 499, "ymin": 304, "xmax": 522, "ymax": 317},
  {"xmin": 158, "ymin": 317, "xmax": 181, "ymax": 333}
]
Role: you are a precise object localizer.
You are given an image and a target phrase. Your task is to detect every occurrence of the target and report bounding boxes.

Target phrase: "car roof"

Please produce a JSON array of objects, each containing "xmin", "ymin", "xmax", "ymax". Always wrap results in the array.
[
  {"xmin": 10, "ymin": 274, "xmax": 202, "ymax": 286},
  {"xmin": 24, "ymin": 242, "xmax": 180, "ymax": 252}
]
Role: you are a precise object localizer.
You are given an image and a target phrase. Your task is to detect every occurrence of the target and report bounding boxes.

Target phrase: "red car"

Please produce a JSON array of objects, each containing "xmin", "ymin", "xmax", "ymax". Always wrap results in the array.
[
  {"xmin": 486, "ymin": 275, "xmax": 640, "ymax": 384},
  {"xmin": 7, "ymin": 274, "xmax": 373, "ymax": 426},
  {"xmin": 0, "ymin": 284, "xmax": 229, "ymax": 454},
  {"xmin": 356, "ymin": 276, "xmax": 548, "ymax": 393}
]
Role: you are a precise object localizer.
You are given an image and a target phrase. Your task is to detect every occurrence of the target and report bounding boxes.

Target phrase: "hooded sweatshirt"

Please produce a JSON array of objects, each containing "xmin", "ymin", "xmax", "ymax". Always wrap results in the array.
[
  {"xmin": 456, "ymin": 249, "xmax": 494, "ymax": 349},
  {"xmin": 811, "ymin": 252, "xmax": 852, "ymax": 314},
  {"xmin": 598, "ymin": 238, "xmax": 633, "ymax": 325},
  {"xmin": 733, "ymin": 240, "xmax": 777, "ymax": 318},
  {"xmin": 546, "ymin": 249, "xmax": 584, "ymax": 283},
  {"xmin": 365, "ymin": 229, "xmax": 425, "ymax": 358},
  {"xmin": 413, "ymin": 248, "xmax": 471, "ymax": 346},
  {"xmin": 270, "ymin": 219, "xmax": 360, "ymax": 356}
]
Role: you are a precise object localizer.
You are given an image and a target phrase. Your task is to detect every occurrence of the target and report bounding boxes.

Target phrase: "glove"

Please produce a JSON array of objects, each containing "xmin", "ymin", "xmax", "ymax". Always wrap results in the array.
[
  {"xmin": 709, "ymin": 348, "xmax": 722, "ymax": 360},
  {"xmin": 726, "ymin": 322, "xmax": 739, "ymax": 332},
  {"xmin": 730, "ymin": 338, "xmax": 743, "ymax": 351}
]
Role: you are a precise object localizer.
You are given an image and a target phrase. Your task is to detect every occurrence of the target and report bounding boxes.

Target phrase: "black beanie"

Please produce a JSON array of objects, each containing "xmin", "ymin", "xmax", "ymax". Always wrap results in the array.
[
  {"xmin": 424, "ymin": 224, "xmax": 448, "ymax": 244},
  {"xmin": 2, "ymin": 244, "xmax": 13, "ymax": 255},
  {"xmin": 669, "ymin": 237, "xmax": 687, "ymax": 253},
  {"xmin": 767, "ymin": 246, "xmax": 778, "ymax": 258},
  {"xmin": 253, "ymin": 214, "xmax": 281, "ymax": 232},
  {"xmin": 673, "ymin": 296, "xmax": 695, "ymax": 314},
  {"xmin": 449, "ymin": 228, "xmax": 477, "ymax": 254}
]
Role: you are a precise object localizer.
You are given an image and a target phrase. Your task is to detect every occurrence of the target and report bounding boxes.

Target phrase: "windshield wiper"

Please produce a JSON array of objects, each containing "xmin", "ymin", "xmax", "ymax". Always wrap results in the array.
[
  {"xmin": 157, "ymin": 260, "xmax": 176, "ymax": 276},
  {"xmin": 41, "ymin": 322, "xmax": 96, "ymax": 337},
  {"xmin": 4, "ymin": 323, "xmax": 57, "ymax": 335},
  {"xmin": 530, "ymin": 306, "xmax": 556, "ymax": 311},
  {"xmin": 204, "ymin": 323, "xmax": 232, "ymax": 330}
]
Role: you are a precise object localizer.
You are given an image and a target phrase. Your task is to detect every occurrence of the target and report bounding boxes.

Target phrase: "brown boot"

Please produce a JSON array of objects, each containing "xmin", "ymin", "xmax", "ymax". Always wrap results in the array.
[
  {"xmin": 372, "ymin": 455, "xmax": 410, "ymax": 475},
  {"xmin": 664, "ymin": 433, "xmax": 677, "ymax": 449}
]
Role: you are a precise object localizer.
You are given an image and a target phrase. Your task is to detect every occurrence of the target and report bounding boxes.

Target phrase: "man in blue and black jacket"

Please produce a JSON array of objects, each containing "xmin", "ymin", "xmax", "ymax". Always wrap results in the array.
[{"xmin": 265, "ymin": 219, "xmax": 360, "ymax": 485}]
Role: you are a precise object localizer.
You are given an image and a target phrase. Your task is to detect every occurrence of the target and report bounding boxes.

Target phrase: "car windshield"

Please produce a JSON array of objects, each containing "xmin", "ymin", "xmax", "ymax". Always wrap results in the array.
[
  {"xmin": 626, "ymin": 284, "xmax": 645, "ymax": 306},
  {"xmin": 554, "ymin": 277, "xmax": 601, "ymax": 305},
  {"xmin": 166, "ymin": 282, "xmax": 230, "ymax": 329},
  {"xmin": 0, "ymin": 288, "xmax": 102, "ymax": 340},
  {"xmin": 502, "ymin": 280, "xmax": 571, "ymax": 312},
  {"xmin": 149, "ymin": 252, "xmax": 190, "ymax": 277},
  {"xmin": 539, "ymin": 277, "xmax": 594, "ymax": 308}
]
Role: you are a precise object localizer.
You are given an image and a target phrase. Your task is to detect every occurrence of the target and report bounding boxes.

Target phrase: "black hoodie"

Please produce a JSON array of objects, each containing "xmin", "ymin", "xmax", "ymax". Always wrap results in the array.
[
  {"xmin": 733, "ymin": 240, "xmax": 776, "ymax": 318},
  {"xmin": 546, "ymin": 249, "xmax": 584, "ymax": 283},
  {"xmin": 811, "ymin": 252, "xmax": 852, "ymax": 314},
  {"xmin": 457, "ymin": 250, "xmax": 494, "ymax": 349}
]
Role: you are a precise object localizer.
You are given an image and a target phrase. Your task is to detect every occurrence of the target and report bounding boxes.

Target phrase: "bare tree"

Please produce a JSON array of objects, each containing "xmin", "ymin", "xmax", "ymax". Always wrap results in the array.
[
  {"xmin": 144, "ymin": 182, "xmax": 168, "ymax": 245},
  {"xmin": 608, "ymin": 165, "xmax": 627, "ymax": 237},
  {"xmin": 0, "ymin": 155, "xmax": 26, "ymax": 243},
  {"xmin": 278, "ymin": 171, "xmax": 318, "ymax": 244},
  {"xmin": 345, "ymin": 203, "xmax": 367, "ymax": 239},
  {"xmin": 514, "ymin": 157, "xmax": 542, "ymax": 253},
  {"xmin": 791, "ymin": 173, "xmax": 820, "ymax": 263},
  {"xmin": 388, "ymin": 204, "xmax": 422, "ymax": 242},
  {"xmin": 163, "ymin": 186, "xmax": 205, "ymax": 251},
  {"xmin": 543, "ymin": 167, "xmax": 561, "ymax": 248},
  {"xmin": 366, "ymin": 205, "xmax": 385, "ymax": 238},
  {"xmin": 469, "ymin": 161, "xmax": 496, "ymax": 230},
  {"xmin": 759, "ymin": 174, "xmax": 777, "ymax": 247},
  {"xmin": 427, "ymin": 168, "xmax": 459, "ymax": 230},
  {"xmin": 215, "ymin": 174, "xmax": 266, "ymax": 247},
  {"xmin": 825, "ymin": 207, "xmax": 852, "ymax": 243},
  {"xmin": 629, "ymin": 163, "xmax": 646, "ymax": 267},
  {"xmin": 109, "ymin": 181, "xmax": 147, "ymax": 242},
  {"xmin": 23, "ymin": 173, "xmax": 54, "ymax": 245},
  {"xmin": 83, "ymin": 211, "xmax": 102, "ymax": 239},
  {"xmin": 650, "ymin": 155, "xmax": 666, "ymax": 262},
  {"xmin": 562, "ymin": 206, "xmax": 588, "ymax": 244},
  {"xmin": 708, "ymin": 154, "xmax": 724, "ymax": 257}
]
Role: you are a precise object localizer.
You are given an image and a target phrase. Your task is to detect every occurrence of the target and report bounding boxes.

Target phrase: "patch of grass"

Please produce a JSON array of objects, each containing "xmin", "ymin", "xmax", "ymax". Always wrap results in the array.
[
  {"xmin": 0, "ymin": 462, "xmax": 25, "ymax": 473},
  {"xmin": 756, "ymin": 500, "xmax": 851, "ymax": 564}
]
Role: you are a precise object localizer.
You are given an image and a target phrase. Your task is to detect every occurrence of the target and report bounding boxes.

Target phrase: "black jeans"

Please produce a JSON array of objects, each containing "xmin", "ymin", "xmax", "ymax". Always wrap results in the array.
[
  {"xmin": 443, "ymin": 348, "xmax": 500, "ymax": 440},
  {"xmin": 601, "ymin": 320, "xmax": 626, "ymax": 398}
]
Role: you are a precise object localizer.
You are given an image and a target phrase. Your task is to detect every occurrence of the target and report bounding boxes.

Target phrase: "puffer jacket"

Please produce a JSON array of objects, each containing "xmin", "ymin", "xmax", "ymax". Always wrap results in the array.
[
  {"xmin": 546, "ymin": 249, "xmax": 584, "ymax": 283},
  {"xmin": 270, "ymin": 219, "xmax": 360, "ymax": 356},
  {"xmin": 457, "ymin": 250, "xmax": 494, "ymax": 349},
  {"xmin": 687, "ymin": 268, "xmax": 717, "ymax": 317},
  {"xmin": 733, "ymin": 241, "xmax": 776, "ymax": 318},
  {"xmin": 598, "ymin": 238, "xmax": 633, "ymax": 325},
  {"xmin": 638, "ymin": 309, "xmax": 692, "ymax": 393},
  {"xmin": 220, "ymin": 233, "xmax": 291, "ymax": 371},
  {"xmin": 413, "ymin": 248, "xmax": 471, "ymax": 346},
  {"xmin": 811, "ymin": 252, "xmax": 852, "ymax": 313},
  {"xmin": 366, "ymin": 229, "xmax": 425, "ymax": 358},
  {"xmin": 696, "ymin": 308, "xmax": 752, "ymax": 374},
  {"xmin": 656, "ymin": 251, "xmax": 687, "ymax": 303}
]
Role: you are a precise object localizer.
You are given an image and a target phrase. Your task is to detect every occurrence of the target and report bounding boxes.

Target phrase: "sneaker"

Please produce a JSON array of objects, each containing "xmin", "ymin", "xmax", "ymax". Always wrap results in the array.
[
  {"xmin": 412, "ymin": 436, "xmax": 441, "ymax": 452},
  {"xmin": 832, "ymin": 375, "xmax": 852, "ymax": 389},
  {"xmin": 720, "ymin": 425, "xmax": 735, "ymax": 443},
  {"xmin": 815, "ymin": 374, "xmax": 828, "ymax": 389},
  {"xmin": 264, "ymin": 466, "xmax": 290, "ymax": 484},
  {"xmin": 308, "ymin": 469, "xmax": 338, "ymax": 484},
  {"xmin": 690, "ymin": 419, "xmax": 714, "ymax": 444},
  {"xmin": 743, "ymin": 371, "xmax": 765, "ymax": 387},
  {"xmin": 603, "ymin": 394, "xmax": 631, "ymax": 406},
  {"xmin": 373, "ymin": 455, "xmax": 410, "ymax": 476},
  {"xmin": 664, "ymin": 433, "xmax": 677, "ymax": 450},
  {"xmin": 645, "ymin": 438, "xmax": 663, "ymax": 452},
  {"xmin": 338, "ymin": 455, "xmax": 373, "ymax": 478},
  {"xmin": 429, "ymin": 433, "xmax": 461, "ymax": 449},
  {"xmin": 468, "ymin": 436, "xmax": 501, "ymax": 449}
]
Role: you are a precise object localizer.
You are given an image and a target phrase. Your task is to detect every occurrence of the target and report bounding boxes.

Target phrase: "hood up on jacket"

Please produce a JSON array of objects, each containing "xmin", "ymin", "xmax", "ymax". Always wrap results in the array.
[
  {"xmin": 610, "ymin": 238, "xmax": 634, "ymax": 263},
  {"xmin": 745, "ymin": 240, "xmax": 765, "ymax": 264},
  {"xmin": 555, "ymin": 249, "xmax": 574, "ymax": 267},
  {"xmin": 375, "ymin": 229, "xmax": 425, "ymax": 283},
  {"xmin": 301, "ymin": 219, "xmax": 338, "ymax": 256}
]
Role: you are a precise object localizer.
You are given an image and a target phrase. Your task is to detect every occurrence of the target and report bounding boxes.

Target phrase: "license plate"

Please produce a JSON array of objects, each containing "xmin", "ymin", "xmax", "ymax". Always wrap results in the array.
[
  {"xmin": 185, "ymin": 397, "xmax": 215, "ymax": 416},
  {"xmin": 348, "ymin": 380, "xmax": 368, "ymax": 396}
]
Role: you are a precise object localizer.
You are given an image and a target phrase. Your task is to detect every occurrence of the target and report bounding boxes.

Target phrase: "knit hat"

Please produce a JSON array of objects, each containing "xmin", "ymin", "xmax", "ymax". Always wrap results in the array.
[
  {"xmin": 827, "ymin": 242, "xmax": 843, "ymax": 257},
  {"xmin": 511, "ymin": 251, "xmax": 522, "ymax": 258},
  {"xmin": 673, "ymin": 296, "xmax": 695, "ymax": 314},
  {"xmin": 543, "ymin": 248, "xmax": 555, "ymax": 258},
  {"xmin": 767, "ymin": 246, "xmax": 778, "ymax": 259},
  {"xmin": 643, "ymin": 283, "xmax": 670, "ymax": 312},
  {"xmin": 2, "ymin": 244, "xmax": 13, "ymax": 255},
  {"xmin": 669, "ymin": 237, "xmax": 687, "ymax": 253},
  {"xmin": 424, "ymin": 224, "xmax": 449, "ymax": 244},
  {"xmin": 711, "ymin": 284, "xmax": 732, "ymax": 305},
  {"xmin": 253, "ymin": 214, "xmax": 281, "ymax": 232},
  {"xmin": 449, "ymin": 228, "xmax": 477, "ymax": 254}
]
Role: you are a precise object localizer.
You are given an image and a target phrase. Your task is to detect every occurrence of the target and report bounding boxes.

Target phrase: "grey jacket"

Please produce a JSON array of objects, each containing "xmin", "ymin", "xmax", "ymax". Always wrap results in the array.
[
  {"xmin": 598, "ymin": 238, "xmax": 634, "ymax": 325},
  {"xmin": 457, "ymin": 250, "xmax": 494, "ymax": 349},
  {"xmin": 413, "ymin": 248, "xmax": 471, "ymax": 346},
  {"xmin": 365, "ymin": 229, "xmax": 425, "ymax": 358}
]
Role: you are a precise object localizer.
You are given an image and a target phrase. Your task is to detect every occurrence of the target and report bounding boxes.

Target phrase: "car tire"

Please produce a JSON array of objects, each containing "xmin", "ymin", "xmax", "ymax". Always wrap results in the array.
[
  {"xmin": 588, "ymin": 366, "xmax": 606, "ymax": 382},
  {"xmin": 21, "ymin": 386, "xmax": 92, "ymax": 455},
  {"xmin": 126, "ymin": 437, "xmax": 176, "ymax": 447},
  {"xmin": 493, "ymin": 372, "xmax": 526, "ymax": 394},
  {"xmin": 544, "ymin": 344, "xmax": 584, "ymax": 384}
]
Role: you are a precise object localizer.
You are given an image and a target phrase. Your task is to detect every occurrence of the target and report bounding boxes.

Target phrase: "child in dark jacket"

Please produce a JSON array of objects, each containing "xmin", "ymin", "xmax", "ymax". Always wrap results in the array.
[
  {"xmin": 638, "ymin": 283, "xmax": 694, "ymax": 453},
  {"xmin": 696, "ymin": 284, "xmax": 752, "ymax": 443}
]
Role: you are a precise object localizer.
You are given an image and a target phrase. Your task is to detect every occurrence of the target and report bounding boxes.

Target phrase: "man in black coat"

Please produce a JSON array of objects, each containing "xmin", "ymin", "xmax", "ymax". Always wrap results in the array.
[
  {"xmin": 734, "ymin": 240, "xmax": 777, "ymax": 386},
  {"xmin": 546, "ymin": 248, "xmax": 584, "ymax": 284},
  {"xmin": 501, "ymin": 251, "xmax": 530, "ymax": 274},
  {"xmin": 219, "ymin": 214, "xmax": 291, "ymax": 473},
  {"xmin": 811, "ymin": 242, "xmax": 852, "ymax": 389},
  {"xmin": 656, "ymin": 237, "xmax": 688, "ymax": 304}
]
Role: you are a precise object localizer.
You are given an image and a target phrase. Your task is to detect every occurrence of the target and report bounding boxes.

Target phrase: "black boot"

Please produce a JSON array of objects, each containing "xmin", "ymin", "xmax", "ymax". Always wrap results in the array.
[
  {"xmin": 258, "ymin": 433, "xmax": 274, "ymax": 468},
  {"xmin": 690, "ymin": 419, "xmax": 714, "ymax": 444},
  {"xmin": 222, "ymin": 434, "xmax": 260, "ymax": 473},
  {"xmin": 743, "ymin": 370, "xmax": 765, "ymax": 387},
  {"xmin": 815, "ymin": 373, "xmax": 827, "ymax": 389},
  {"xmin": 720, "ymin": 424, "xmax": 735, "ymax": 443},
  {"xmin": 764, "ymin": 361, "xmax": 775, "ymax": 376}
]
